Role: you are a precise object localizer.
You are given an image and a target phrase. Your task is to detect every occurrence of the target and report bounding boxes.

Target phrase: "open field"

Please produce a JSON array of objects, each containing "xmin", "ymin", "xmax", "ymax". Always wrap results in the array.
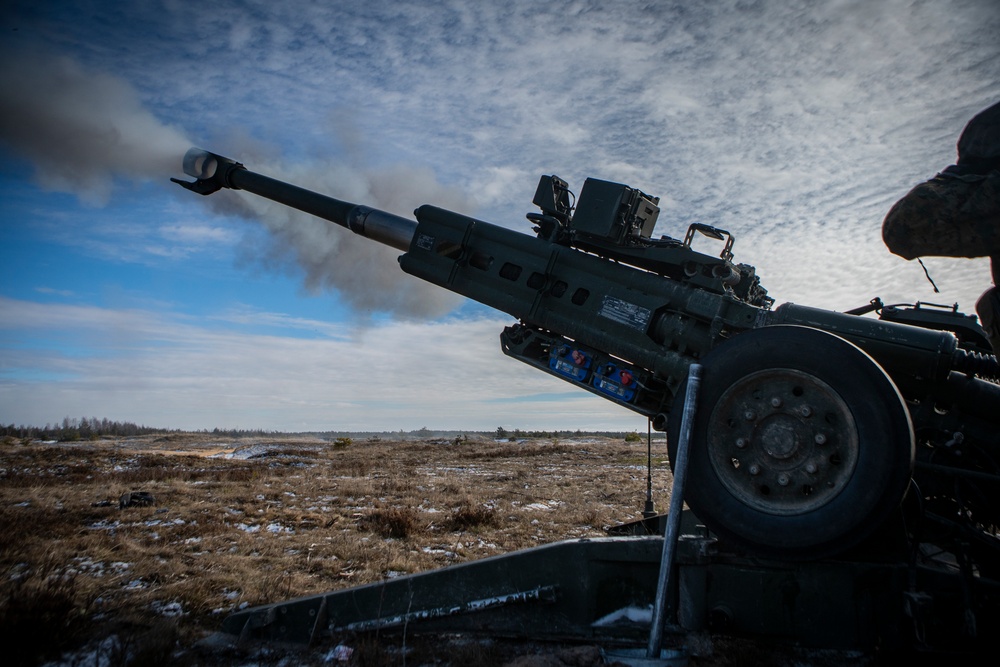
[
  {"xmin": 0, "ymin": 433, "xmax": 673, "ymax": 666},
  {"xmin": 1, "ymin": 432, "xmax": 873, "ymax": 667}
]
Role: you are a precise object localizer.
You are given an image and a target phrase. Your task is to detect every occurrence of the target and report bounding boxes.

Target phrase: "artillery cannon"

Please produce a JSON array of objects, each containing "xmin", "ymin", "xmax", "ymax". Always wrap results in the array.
[{"xmin": 175, "ymin": 149, "xmax": 1000, "ymax": 652}]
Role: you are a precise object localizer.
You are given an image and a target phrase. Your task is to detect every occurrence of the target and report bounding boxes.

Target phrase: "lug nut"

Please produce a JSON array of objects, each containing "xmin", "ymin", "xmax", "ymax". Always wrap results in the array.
[
  {"xmin": 799, "ymin": 405, "xmax": 813, "ymax": 418},
  {"xmin": 777, "ymin": 474, "xmax": 790, "ymax": 486},
  {"xmin": 805, "ymin": 463, "xmax": 818, "ymax": 474},
  {"xmin": 814, "ymin": 433, "xmax": 827, "ymax": 445},
  {"xmin": 735, "ymin": 438, "xmax": 747, "ymax": 449},
  {"xmin": 770, "ymin": 397, "xmax": 782, "ymax": 408},
  {"xmin": 744, "ymin": 410, "xmax": 757, "ymax": 421},
  {"xmin": 749, "ymin": 465, "xmax": 761, "ymax": 476}
]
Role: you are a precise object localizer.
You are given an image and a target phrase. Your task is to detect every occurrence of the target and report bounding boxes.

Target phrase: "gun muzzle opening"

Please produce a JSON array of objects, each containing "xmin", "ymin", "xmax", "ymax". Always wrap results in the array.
[
  {"xmin": 183, "ymin": 148, "xmax": 220, "ymax": 180},
  {"xmin": 174, "ymin": 148, "xmax": 246, "ymax": 195}
]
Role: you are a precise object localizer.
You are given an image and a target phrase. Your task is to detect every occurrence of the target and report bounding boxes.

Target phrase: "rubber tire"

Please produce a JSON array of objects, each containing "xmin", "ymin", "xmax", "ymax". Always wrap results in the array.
[{"xmin": 667, "ymin": 326, "xmax": 914, "ymax": 560}]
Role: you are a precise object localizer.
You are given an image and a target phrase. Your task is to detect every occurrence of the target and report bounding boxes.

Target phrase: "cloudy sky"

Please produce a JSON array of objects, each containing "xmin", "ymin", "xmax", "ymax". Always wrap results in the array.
[{"xmin": 1, "ymin": 0, "xmax": 998, "ymax": 433}]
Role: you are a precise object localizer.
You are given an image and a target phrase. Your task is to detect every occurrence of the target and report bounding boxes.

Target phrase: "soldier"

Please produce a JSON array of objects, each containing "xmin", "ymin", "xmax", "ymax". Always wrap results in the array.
[{"xmin": 882, "ymin": 101, "xmax": 1000, "ymax": 353}]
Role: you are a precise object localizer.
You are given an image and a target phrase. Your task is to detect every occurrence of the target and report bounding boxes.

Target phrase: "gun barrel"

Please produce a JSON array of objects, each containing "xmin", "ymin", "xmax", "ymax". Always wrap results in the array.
[{"xmin": 174, "ymin": 148, "xmax": 416, "ymax": 252}]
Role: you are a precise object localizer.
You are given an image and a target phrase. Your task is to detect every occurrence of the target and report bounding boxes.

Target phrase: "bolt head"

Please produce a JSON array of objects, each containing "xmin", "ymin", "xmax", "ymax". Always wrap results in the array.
[
  {"xmin": 744, "ymin": 410, "xmax": 757, "ymax": 421},
  {"xmin": 805, "ymin": 463, "xmax": 818, "ymax": 474},
  {"xmin": 770, "ymin": 397, "xmax": 782, "ymax": 408},
  {"xmin": 777, "ymin": 474, "xmax": 790, "ymax": 486},
  {"xmin": 749, "ymin": 464, "xmax": 761, "ymax": 476},
  {"xmin": 814, "ymin": 433, "xmax": 827, "ymax": 445},
  {"xmin": 735, "ymin": 438, "xmax": 747, "ymax": 449},
  {"xmin": 799, "ymin": 405, "xmax": 813, "ymax": 418}
]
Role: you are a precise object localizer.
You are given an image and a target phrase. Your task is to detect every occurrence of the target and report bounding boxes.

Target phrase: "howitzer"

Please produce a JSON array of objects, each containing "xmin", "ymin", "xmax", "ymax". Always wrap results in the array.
[{"xmin": 174, "ymin": 148, "xmax": 1000, "ymax": 564}]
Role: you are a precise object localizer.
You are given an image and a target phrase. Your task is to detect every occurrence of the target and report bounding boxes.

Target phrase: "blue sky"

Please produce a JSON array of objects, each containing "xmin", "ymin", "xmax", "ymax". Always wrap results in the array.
[{"xmin": 1, "ymin": 0, "xmax": 998, "ymax": 432}]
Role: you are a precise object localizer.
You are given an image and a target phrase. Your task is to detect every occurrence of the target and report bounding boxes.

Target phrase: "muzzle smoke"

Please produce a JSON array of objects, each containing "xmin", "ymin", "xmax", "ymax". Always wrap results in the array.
[
  {"xmin": 0, "ymin": 49, "xmax": 465, "ymax": 318},
  {"xmin": 0, "ymin": 49, "xmax": 190, "ymax": 205},
  {"xmin": 213, "ymin": 157, "xmax": 467, "ymax": 318}
]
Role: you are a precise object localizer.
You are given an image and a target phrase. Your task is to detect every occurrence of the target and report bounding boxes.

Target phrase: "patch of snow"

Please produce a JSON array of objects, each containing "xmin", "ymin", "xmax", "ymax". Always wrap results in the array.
[
  {"xmin": 65, "ymin": 557, "xmax": 131, "ymax": 578},
  {"xmin": 421, "ymin": 546, "xmax": 457, "ymax": 558},
  {"xmin": 592, "ymin": 605, "xmax": 653, "ymax": 627},
  {"xmin": 324, "ymin": 644, "xmax": 354, "ymax": 663},
  {"xmin": 151, "ymin": 600, "xmax": 185, "ymax": 617},
  {"xmin": 224, "ymin": 444, "xmax": 281, "ymax": 460}
]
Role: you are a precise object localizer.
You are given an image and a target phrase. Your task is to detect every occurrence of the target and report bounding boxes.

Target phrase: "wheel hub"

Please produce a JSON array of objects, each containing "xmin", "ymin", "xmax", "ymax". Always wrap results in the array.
[
  {"xmin": 759, "ymin": 415, "xmax": 800, "ymax": 460},
  {"xmin": 707, "ymin": 369, "xmax": 859, "ymax": 516}
]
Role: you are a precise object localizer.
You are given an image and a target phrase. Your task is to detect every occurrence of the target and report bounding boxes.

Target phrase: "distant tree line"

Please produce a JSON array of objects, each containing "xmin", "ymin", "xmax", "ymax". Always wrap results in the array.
[
  {"xmin": 203, "ymin": 427, "xmax": 282, "ymax": 438},
  {"xmin": 1, "ymin": 417, "xmax": 171, "ymax": 442},
  {"xmin": 494, "ymin": 427, "xmax": 637, "ymax": 440},
  {"xmin": 1, "ymin": 419, "xmax": 647, "ymax": 444},
  {"xmin": 0, "ymin": 419, "xmax": 296, "ymax": 443}
]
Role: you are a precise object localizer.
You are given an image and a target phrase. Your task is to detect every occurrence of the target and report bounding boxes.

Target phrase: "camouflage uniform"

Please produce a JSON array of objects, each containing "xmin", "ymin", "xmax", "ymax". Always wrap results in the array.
[{"xmin": 882, "ymin": 101, "xmax": 1000, "ymax": 352}]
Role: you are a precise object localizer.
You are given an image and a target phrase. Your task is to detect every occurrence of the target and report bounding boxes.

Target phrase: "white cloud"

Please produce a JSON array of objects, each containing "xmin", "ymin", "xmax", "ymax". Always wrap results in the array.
[
  {"xmin": 158, "ymin": 224, "xmax": 238, "ymax": 245},
  {"xmin": 0, "ymin": 297, "xmax": 633, "ymax": 431},
  {"xmin": 35, "ymin": 286, "xmax": 75, "ymax": 297}
]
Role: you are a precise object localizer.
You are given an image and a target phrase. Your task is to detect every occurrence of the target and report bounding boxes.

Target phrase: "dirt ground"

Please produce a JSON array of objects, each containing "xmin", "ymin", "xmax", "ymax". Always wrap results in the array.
[{"xmin": 0, "ymin": 433, "xmax": 871, "ymax": 666}]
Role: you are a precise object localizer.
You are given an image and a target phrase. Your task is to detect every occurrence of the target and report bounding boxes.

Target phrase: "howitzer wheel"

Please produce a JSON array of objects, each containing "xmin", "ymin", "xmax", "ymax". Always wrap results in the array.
[{"xmin": 667, "ymin": 325, "xmax": 914, "ymax": 560}]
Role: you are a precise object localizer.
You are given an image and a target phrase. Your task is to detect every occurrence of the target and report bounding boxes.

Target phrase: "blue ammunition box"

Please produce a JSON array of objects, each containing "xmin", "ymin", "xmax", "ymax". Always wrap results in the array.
[
  {"xmin": 548, "ymin": 344, "xmax": 592, "ymax": 382},
  {"xmin": 591, "ymin": 364, "xmax": 638, "ymax": 402}
]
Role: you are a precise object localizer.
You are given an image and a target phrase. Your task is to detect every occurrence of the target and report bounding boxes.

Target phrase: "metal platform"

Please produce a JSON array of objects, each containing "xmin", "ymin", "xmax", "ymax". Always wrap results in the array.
[{"xmin": 222, "ymin": 512, "xmax": 996, "ymax": 656}]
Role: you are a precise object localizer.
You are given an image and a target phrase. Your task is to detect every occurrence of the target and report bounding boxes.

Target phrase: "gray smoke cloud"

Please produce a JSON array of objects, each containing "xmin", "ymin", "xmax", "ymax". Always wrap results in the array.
[
  {"xmin": 0, "ymin": 49, "xmax": 465, "ymax": 318},
  {"xmin": 216, "ymin": 153, "xmax": 468, "ymax": 318},
  {"xmin": 0, "ymin": 49, "xmax": 191, "ymax": 205}
]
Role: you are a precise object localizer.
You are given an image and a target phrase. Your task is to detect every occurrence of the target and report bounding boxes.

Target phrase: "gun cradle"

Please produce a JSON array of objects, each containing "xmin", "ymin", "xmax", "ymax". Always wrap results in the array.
[{"xmin": 399, "ymin": 204, "xmax": 762, "ymax": 422}]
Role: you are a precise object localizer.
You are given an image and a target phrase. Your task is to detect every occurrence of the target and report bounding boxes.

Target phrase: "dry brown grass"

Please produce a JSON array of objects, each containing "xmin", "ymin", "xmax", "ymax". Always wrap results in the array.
[{"xmin": 0, "ymin": 434, "xmax": 671, "ymax": 665}]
